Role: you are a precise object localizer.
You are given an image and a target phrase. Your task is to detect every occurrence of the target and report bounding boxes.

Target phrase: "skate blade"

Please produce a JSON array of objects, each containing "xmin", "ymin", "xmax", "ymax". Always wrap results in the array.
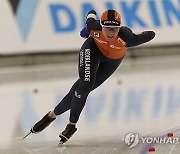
[{"xmin": 21, "ymin": 132, "xmax": 32, "ymax": 140}]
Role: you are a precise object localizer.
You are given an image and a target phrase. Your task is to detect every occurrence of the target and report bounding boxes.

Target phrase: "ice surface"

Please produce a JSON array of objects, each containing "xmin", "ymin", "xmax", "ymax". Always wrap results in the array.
[{"xmin": 0, "ymin": 134, "xmax": 180, "ymax": 154}]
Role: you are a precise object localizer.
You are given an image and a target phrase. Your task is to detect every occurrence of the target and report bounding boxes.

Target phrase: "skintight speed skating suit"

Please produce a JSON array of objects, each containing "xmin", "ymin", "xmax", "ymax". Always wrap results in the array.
[{"xmin": 29, "ymin": 10, "xmax": 155, "ymax": 144}]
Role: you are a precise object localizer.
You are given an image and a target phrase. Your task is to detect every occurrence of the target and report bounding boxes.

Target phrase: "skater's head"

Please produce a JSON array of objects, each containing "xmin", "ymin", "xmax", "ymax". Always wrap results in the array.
[{"xmin": 100, "ymin": 10, "xmax": 121, "ymax": 41}]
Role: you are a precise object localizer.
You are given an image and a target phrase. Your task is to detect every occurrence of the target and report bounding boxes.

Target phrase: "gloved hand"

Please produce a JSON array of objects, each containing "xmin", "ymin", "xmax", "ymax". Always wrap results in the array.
[
  {"xmin": 87, "ymin": 10, "xmax": 97, "ymax": 16},
  {"xmin": 142, "ymin": 31, "xmax": 156, "ymax": 40},
  {"xmin": 80, "ymin": 10, "xmax": 96, "ymax": 39},
  {"xmin": 86, "ymin": 10, "xmax": 97, "ymax": 20},
  {"xmin": 80, "ymin": 27, "xmax": 89, "ymax": 38}
]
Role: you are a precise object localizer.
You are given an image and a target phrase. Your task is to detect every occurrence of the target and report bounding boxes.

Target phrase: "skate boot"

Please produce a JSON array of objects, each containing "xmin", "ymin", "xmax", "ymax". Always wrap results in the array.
[
  {"xmin": 59, "ymin": 124, "xmax": 77, "ymax": 145},
  {"xmin": 30, "ymin": 111, "xmax": 56, "ymax": 133}
]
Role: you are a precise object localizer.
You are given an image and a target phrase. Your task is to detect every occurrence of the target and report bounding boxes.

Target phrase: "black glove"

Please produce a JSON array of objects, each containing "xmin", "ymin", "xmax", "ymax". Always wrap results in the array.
[
  {"xmin": 87, "ymin": 10, "xmax": 96, "ymax": 16},
  {"xmin": 86, "ymin": 10, "xmax": 97, "ymax": 19},
  {"xmin": 142, "ymin": 31, "xmax": 156, "ymax": 40}
]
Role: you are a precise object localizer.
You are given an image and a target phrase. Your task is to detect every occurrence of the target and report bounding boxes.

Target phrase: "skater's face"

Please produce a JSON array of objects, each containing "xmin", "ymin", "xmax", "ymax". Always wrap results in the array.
[{"xmin": 102, "ymin": 26, "xmax": 120, "ymax": 41}]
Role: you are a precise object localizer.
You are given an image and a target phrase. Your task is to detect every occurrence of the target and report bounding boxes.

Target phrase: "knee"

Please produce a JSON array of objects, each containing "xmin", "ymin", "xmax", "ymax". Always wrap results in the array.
[{"xmin": 79, "ymin": 80, "xmax": 95, "ymax": 93}]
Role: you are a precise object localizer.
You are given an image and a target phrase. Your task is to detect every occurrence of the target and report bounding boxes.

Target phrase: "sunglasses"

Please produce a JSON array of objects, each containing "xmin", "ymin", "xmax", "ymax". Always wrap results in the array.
[{"xmin": 103, "ymin": 26, "xmax": 120, "ymax": 31}]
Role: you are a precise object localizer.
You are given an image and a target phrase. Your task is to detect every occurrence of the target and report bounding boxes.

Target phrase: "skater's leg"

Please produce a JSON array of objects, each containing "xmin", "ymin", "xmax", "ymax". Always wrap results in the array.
[
  {"xmin": 59, "ymin": 79, "xmax": 98, "ymax": 143},
  {"xmin": 58, "ymin": 58, "xmax": 122, "ymax": 143},
  {"xmin": 30, "ymin": 79, "xmax": 80, "ymax": 133},
  {"xmin": 59, "ymin": 38, "xmax": 100, "ymax": 143},
  {"xmin": 69, "ymin": 38, "xmax": 100, "ymax": 124}
]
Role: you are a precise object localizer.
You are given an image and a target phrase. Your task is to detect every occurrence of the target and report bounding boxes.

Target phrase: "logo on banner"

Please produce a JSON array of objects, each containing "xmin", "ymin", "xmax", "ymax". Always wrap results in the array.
[{"xmin": 8, "ymin": 0, "xmax": 39, "ymax": 40}]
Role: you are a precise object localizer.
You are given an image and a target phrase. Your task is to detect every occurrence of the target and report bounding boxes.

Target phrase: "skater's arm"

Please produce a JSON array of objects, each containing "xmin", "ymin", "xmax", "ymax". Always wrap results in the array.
[
  {"xmin": 80, "ymin": 10, "xmax": 97, "ymax": 38},
  {"xmin": 119, "ymin": 26, "xmax": 155, "ymax": 47},
  {"xmin": 80, "ymin": 27, "xmax": 89, "ymax": 38},
  {"xmin": 86, "ymin": 10, "xmax": 97, "ymax": 33}
]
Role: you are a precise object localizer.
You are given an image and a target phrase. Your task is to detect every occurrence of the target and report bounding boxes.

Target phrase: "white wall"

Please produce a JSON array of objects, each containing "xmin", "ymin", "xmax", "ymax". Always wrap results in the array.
[{"xmin": 0, "ymin": 0, "xmax": 180, "ymax": 54}]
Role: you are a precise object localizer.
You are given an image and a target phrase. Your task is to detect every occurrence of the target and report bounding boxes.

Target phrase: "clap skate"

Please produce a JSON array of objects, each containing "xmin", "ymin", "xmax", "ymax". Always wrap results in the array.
[
  {"xmin": 59, "ymin": 124, "xmax": 77, "ymax": 145},
  {"xmin": 22, "ymin": 111, "xmax": 56, "ymax": 139}
]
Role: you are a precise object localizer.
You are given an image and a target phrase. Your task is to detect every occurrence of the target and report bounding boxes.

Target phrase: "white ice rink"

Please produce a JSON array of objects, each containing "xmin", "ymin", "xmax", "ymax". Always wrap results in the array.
[
  {"xmin": 1, "ymin": 129, "xmax": 180, "ymax": 154},
  {"xmin": 0, "ymin": 54, "xmax": 180, "ymax": 154}
]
